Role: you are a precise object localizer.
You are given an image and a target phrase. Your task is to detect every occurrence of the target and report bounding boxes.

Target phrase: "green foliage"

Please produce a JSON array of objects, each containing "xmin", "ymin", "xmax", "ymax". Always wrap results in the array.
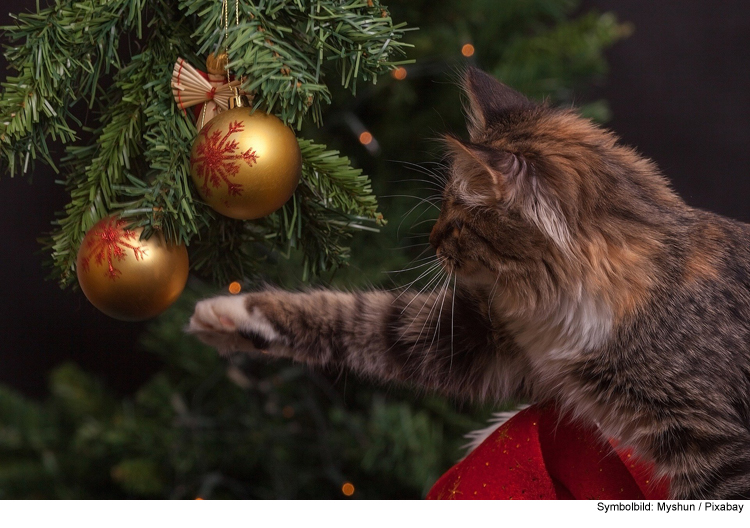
[
  {"xmin": 0, "ymin": 0, "xmax": 148, "ymax": 175},
  {"xmin": 180, "ymin": 0, "xmax": 414, "ymax": 128},
  {"xmin": 0, "ymin": 0, "xmax": 412, "ymax": 287},
  {"xmin": 0, "ymin": 293, "xmax": 491, "ymax": 499}
]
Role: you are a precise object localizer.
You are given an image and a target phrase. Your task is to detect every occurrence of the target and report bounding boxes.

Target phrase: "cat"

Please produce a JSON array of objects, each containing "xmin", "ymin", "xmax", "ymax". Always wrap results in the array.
[{"xmin": 188, "ymin": 68, "xmax": 750, "ymax": 499}]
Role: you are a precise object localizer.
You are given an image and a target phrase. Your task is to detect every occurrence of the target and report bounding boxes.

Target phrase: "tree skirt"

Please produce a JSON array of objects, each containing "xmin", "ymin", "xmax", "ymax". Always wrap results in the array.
[{"xmin": 427, "ymin": 402, "xmax": 669, "ymax": 500}]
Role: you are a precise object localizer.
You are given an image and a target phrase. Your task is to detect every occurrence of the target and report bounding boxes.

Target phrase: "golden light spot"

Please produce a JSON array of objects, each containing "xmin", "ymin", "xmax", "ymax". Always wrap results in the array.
[
  {"xmin": 391, "ymin": 67, "xmax": 407, "ymax": 80},
  {"xmin": 228, "ymin": 281, "xmax": 241, "ymax": 294},
  {"xmin": 195, "ymin": 497, "xmax": 203, "ymax": 500},
  {"xmin": 461, "ymin": 43, "xmax": 475, "ymax": 57},
  {"xmin": 359, "ymin": 131, "xmax": 373, "ymax": 145},
  {"xmin": 341, "ymin": 482, "xmax": 355, "ymax": 496},
  {"xmin": 282, "ymin": 405, "xmax": 295, "ymax": 418}
]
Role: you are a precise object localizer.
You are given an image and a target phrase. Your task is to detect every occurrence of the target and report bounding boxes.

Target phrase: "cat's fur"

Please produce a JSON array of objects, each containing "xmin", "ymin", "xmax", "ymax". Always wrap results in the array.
[{"xmin": 188, "ymin": 68, "xmax": 750, "ymax": 499}]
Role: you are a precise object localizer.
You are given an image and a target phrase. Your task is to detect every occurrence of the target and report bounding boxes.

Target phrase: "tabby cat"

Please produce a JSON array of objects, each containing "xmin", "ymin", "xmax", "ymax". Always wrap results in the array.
[{"xmin": 188, "ymin": 68, "xmax": 750, "ymax": 499}]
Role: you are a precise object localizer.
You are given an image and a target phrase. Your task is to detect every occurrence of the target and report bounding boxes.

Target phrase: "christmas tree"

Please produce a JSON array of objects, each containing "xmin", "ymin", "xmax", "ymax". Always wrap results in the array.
[
  {"xmin": 0, "ymin": 0, "xmax": 412, "ymax": 291},
  {"xmin": 0, "ymin": 0, "xmax": 629, "ymax": 498}
]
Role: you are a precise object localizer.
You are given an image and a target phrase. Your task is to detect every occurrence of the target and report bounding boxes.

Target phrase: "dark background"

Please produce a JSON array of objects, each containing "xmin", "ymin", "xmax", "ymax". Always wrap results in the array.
[{"xmin": 2, "ymin": 0, "xmax": 750, "ymax": 396}]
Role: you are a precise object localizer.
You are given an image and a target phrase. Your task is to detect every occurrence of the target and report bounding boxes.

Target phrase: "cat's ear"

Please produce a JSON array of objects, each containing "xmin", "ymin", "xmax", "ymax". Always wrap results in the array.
[
  {"xmin": 443, "ymin": 135, "xmax": 524, "ymax": 203},
  {"xmin": 463, "ymin": 68, "xmax": 533, "ymax": 140},
  {"xmin": 444, "ymin": 135, "xmax": 571, "ymax": 250}
]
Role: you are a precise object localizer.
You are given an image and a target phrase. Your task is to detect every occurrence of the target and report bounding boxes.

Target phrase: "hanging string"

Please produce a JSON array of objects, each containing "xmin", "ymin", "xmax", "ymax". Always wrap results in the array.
[
  {"xmin": 222, "ymin": 0, "xmax": 242, "ymax": 105},
  {"xmin": 223, "ymin": 0, "xmax": 229, "ymax": 83},
  {"xmin": 203, "ymin": 0, "xmax": 241, "ymax": 126},
  {"xmin": 222, "ymin": 0, "xmax": 240, "ymax": 84}
]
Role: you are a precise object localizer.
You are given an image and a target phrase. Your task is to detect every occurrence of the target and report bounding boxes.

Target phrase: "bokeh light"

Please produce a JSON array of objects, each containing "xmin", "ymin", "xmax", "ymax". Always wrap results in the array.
[
  {"xmin": 461, "ymin": 43, "xmax": 475, "ymax": 57},
  {"xmin": 391, "ymin": 66, "xmax": 407, "ymax": 80}
]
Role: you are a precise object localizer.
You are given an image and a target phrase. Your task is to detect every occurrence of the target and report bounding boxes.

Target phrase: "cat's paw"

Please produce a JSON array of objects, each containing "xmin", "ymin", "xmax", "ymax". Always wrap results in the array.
[{"xmin": 187, "ymin": 294, "xmax": 281, "ymax": 355}]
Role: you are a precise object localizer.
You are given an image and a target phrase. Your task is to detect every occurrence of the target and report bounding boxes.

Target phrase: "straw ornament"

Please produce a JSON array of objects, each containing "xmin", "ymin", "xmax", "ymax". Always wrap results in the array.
[{"xmin": 171, "ymin": 53, "xmax": 250, "ymax": 129}]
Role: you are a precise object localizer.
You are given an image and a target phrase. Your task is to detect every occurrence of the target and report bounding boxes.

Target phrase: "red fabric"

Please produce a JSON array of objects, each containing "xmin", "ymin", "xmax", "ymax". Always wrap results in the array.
[{"xmin": 427, "ymin": 402, "xmax": 669, "ymax": 500}]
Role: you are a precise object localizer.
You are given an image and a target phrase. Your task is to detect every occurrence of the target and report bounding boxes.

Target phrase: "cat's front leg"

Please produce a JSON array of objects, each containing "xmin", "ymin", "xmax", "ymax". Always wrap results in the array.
[
  {"xmin": 188, "ymin": 289, "xmax": 422, "ymax": 371},
  {"xmin": 187, "ymin": 288, "xmax": 526, "ymax": 400}
]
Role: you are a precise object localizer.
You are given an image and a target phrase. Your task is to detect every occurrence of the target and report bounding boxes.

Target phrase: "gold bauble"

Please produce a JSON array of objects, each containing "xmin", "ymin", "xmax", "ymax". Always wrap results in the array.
[
  {"xmin": 76, "ymin": 216, "xmax": 189, "ymax": 321},
  {"xmin": 189, "ymin": 107, "xmax": 301, "ymax": 220}
]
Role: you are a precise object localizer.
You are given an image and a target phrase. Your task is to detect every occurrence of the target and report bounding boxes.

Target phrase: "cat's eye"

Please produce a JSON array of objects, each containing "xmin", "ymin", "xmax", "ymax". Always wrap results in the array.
[{"xmin": 452, "ymin": 221, "xmax": 463, "ymax": 238}]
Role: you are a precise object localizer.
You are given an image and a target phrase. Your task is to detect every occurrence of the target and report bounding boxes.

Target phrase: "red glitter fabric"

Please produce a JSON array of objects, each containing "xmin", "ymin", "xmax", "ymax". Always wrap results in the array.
[{"xmin": 427, "ymin": 402, "xmax": 669, "ymax": 500}]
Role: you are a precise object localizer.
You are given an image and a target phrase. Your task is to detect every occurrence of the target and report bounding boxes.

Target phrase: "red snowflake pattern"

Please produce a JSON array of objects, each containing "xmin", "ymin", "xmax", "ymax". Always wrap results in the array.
[
  {"xmin": 80, "ymin": 217, "xmax": 147, "ymax": 280},
  {"xmin": 190, "ymin": 120, "xmax": 259, "ymax": 197}
]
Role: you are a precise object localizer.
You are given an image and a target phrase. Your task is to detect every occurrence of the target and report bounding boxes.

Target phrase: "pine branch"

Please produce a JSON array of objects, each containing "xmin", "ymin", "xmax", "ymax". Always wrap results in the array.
[
  {"xmin": 3, "ymin": 0, "xmax": 411, "ymax": 287},
  {"xmin": 180, "ymin": 0, "xmax": 414, "ymax": 128},
  {"xmin": 48, "ymin": 41, "xmax": 159, "ymax": 285},
  {"xmin": 0, "ymin": 0, "xmax": 148, "ymax": 176}
]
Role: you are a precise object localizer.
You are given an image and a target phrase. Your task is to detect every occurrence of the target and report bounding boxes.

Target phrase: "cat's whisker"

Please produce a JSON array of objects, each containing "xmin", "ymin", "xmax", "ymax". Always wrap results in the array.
[
  {"xmin": 411, "ymin": 217, "xmax": 441, "ymax": 230},
  {"xmin": 382, "ymin": 257, "xmax": 441, "ymax": 294},
  {"xmin": 427, "ymin": 272, "xmax": 452, "ymax": 358},
  {"xmin": 398, "ymin": 233, "xmax": 431, "ymax": 242},
  {"xmin": 487, "ymin": 271, "xmax": 502, "ymax": 323},
  {"xmin": 396, "ymin": 242, "xmax": 432, "ymax": 251},
  {"xmin": 383, "ymin": 256, "xmax": 440, "ymax": 275},
  {"xmin": 389, "ymin": 258, "xmax": 441, "ymax": 298},
  {"xmin": 420, "ymin": 273, "xmax": 453, "ymax": 368},
  {"xmin": 396, "ymin": 268, "xmax": 448, "ymax": 365},
  {"xmin": 414, "ymin": 272, "xmax": 451, "ymax": 355},
  {"xmin": 391, "ymin": 195, "xmax": 441, "ymax": 240},
  {"xmin": 382, "ymin": 194, "xmax": 441, "ymax": 208},
  {"xmin": 400, "ymin": 200, "xmax": 441, "ymax": 238},
  {"xmin": 403, "ymin": 245, "xmax": 439, "ymax": 269},
  {"xmin": 398, "ymin": 264, "xmax": 446, "ymax": 312},
  {"xmin": 396, "ymin": 195, "xmax": 442, "ymax": 222},
  {"xmin": 391, "ymin": 160, "xmax": 450, "ymax": 185},
  {"xmin": 450, "ymin": 273, "xmax": 456, "ymax": 374},
  {"xmin": 386, "ymin": 249, "xmax": 441, "ymax": 288},
  {"xmin": 402, "ymin": 252, "xmax": 438, "ymax": 265},
  {"xmin": 401, "ymin": 259, "xmax": 448, "ymax": 324},
  {"xmin": 390, "ymin": 179, "xmax": 446, "ymax": 192}
]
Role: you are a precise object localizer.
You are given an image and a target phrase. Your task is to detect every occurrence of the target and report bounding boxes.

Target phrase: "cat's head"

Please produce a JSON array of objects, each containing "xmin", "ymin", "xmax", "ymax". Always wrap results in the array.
[{"xmin": 430, "ymin": 68, "xmax": 679, "ymax": 308}]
